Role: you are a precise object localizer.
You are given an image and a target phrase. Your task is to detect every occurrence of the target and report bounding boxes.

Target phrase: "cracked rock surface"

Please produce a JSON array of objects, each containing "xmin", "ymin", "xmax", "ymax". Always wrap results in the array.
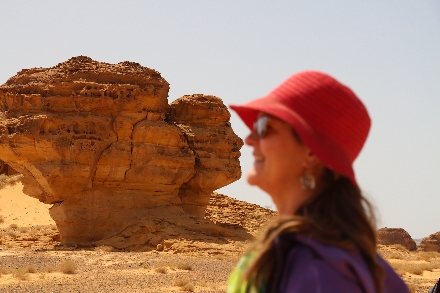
[{"xmin": 0, "ymin": 56, "xmax": 243, "ymax": 247}]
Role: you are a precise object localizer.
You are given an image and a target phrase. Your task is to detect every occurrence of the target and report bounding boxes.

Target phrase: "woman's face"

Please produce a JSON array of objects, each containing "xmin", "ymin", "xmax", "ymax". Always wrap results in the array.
[{"xmin": 245, "ymin": 113, "xmax": 312, "ymax": 202}]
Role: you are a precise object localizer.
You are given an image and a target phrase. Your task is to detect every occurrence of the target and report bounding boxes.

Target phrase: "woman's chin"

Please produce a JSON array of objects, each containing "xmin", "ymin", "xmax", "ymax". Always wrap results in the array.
[{"xmin": 246, "ymin": 170, "xmax": 262, "ymax": 186}]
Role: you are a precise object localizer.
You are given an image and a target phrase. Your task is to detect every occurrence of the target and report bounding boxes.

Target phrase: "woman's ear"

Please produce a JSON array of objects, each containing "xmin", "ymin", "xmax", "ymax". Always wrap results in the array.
[{"xmin": 303, "ymin": 148, "xmax": 321, "ymax": 168}]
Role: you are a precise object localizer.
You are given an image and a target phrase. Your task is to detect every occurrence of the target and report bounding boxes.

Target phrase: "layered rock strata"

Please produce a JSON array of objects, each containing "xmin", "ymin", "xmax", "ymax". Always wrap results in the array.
[
  {"xmin": 0, "ymin": 56, "xmax": 243, "ymax": 245},
  {"xmin": 168, "ymin": 95, "xmax": 242, "ymax": 215},
  {"xmin": 376, "ymin": 227, "xmax": 417, "ymax": 251},
  {"xmin": 419, "ymin": 231, "xmax": 440, "ymax": 252}
]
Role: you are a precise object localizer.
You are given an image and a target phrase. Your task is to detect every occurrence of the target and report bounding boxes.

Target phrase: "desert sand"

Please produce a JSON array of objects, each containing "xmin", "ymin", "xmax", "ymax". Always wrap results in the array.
[
  {"xmin": 0, "ymin": 182, "xmax": 55, "ymax": 229},
  {"xmin": 1, "ymin": 180, "xmax": 439, "ymax": 293}
]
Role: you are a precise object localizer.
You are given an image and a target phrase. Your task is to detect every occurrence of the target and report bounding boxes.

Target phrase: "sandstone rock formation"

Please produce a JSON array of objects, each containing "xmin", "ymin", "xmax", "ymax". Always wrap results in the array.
[
  {"xmin": 0, "ymin": 56, "xmax": 243, "ymax": 246},
  {"xmin": 419, "ymin": 231, "xmax": 440, "ymax": 252},
  {"xmin": 168, "ymin": 95, "xmax": 242, "ymax": 215},
  {"xmin": 377, "ymin": 227, "xmax": 417, "ymax": 251}
]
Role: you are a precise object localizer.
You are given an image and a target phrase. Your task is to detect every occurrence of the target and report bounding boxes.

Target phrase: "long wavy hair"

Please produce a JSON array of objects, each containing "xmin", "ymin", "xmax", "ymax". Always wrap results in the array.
[{"xmin": 244, "ymin": 168, "xmax": 385, "ymax": 293}]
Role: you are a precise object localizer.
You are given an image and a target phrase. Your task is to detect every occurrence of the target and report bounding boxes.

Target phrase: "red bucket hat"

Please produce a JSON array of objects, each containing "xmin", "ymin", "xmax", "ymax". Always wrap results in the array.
[{"xmin": 230, "ymin": 71, "xmax": 371, "ymax": 186}]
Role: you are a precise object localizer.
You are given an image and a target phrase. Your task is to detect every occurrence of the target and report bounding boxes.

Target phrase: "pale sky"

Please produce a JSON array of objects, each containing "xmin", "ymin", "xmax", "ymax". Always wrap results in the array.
[{"xmin": 1, "ymin": 1, "xmax": 439, "ymax": 239}]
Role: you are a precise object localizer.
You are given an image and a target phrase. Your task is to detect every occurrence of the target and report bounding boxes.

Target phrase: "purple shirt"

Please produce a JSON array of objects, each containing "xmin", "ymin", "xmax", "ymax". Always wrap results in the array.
[{"xmin": 274, "ymin": 234, "xmax": 409, "ymax": 293}]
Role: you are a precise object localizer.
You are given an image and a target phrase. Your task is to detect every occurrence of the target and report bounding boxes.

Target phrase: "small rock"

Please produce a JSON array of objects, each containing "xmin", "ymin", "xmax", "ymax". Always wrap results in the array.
[{"xmin": 156, "ymin": 244, "xmax": 163, "ymax": 251}]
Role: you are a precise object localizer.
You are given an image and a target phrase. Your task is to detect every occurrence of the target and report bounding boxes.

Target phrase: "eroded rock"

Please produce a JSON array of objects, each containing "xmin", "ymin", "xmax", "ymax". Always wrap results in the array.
[
  {"xmin": 376, "ymin": 227, "xmax": 417, "ymax": 251},
  {"xmin": 419, "ymin": 231, "xmax": 440, "ymax": 252},
  {"xmin": 168, "ymin": 95, "xmax": 243, "ymax": 215},
  {"xmin": 0, "ymin": 56, "xmax": 243, "ymax": 246}
]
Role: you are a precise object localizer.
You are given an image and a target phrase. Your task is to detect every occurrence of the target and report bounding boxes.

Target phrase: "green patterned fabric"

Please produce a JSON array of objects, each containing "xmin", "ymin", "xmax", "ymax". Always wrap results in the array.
[{"xmin": 227, "ymin": 252, "xmax": 267, "ymax": 293}]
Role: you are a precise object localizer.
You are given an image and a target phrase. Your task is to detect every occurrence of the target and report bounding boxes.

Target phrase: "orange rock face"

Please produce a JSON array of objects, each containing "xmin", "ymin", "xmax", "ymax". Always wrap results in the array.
[
  {"xmin": 168, "ymin": 95, "xmax": 243, "ymax": 215},
  {"xmin": 0, "ymin": 159, "xmax": 18, "ymax": 175},
  {"xmin": 376, "ymin": 227, "xmax": 417, "ymax": 251},
  {"xmin": 0, "ymin": 56, "xmax": 243, "ymax": 245},
  {"xmin": 419, "ymin": 231, "xmax": 440, "ymax": 252}
]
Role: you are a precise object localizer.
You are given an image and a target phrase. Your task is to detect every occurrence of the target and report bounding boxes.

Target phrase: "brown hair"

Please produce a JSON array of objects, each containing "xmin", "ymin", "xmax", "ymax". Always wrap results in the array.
[{"xmin": 245, "ymin": 169, "xmax": 385, "ymax": 292}]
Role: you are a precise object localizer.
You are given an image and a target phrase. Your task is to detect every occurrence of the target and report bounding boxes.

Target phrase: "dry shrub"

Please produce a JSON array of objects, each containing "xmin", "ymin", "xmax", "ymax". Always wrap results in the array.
[
  {"xmin": 389, "ymin": 251, "xmax": 407, "ymax": 260},
  {"xmin": 58, "ymin": 260, "xmax": 77, "ymax": 274},
  {"xmin": 24, "ymin": 265, "xmax": 37, "ymax": 273},
  {"xmin": 155, "ymin": 261, "xmax": 180, "ymax": 271},
  {"xmin": 8, "ymin": 174, "xmax": 23, "ymax": 186},
  {"xmin": 155, "ymin": 266, "xmax": 167, "ymax": 274},
  {"xmin": 7, "ymin": 231, "xmax": 17, "ymax": 239},
  {"xmin": 9, "ymin": 266, "xmax": 37, "ymax": 279},
  {"xmin": 0, "ymin": 174, "xmax": 23, "ymax": 190},
  {"xmin": 174, "ymin": 278, "xmax": 189, "ymax": 287},
  {"xmin": 390, "ymin": 244, "xmax": 408, "ymax": 251},
  {"xmin": 174, "ymin": 277, "xmax": 194, "ymax": 292},
  {"xmin": 416, "ymin": 251, "xmax": 440, "ymax": 261},
  {"xmin": 12, "ymin": 268, "xmax": 30, "ymax": 281},
  {"xmin": 181, "ymin": 283, "xmax": 195, "ymax": 292},
  {"xmin": 392, "ymin": 261, "xmax": 436, "ymax": 275},
  {"xmin": 9, "ymin": 224, "xmax": 18, "ymax": 229},
  {"xmin": 18, "ymin": 227, "xmax": 28, "ymax": 234},
  {"xmin": 0, "ymin": 174, "xmax": 8, "ymax": 189},
  {"xmin": 176, "ymin": 262, "xmax": 193, "ymax": 271}
]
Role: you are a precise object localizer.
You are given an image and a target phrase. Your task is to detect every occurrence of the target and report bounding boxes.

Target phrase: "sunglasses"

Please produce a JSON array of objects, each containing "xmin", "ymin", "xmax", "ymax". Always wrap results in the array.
[{"xmin": 253, "ymin": 115, "xmax": 269, "ymax": 138}]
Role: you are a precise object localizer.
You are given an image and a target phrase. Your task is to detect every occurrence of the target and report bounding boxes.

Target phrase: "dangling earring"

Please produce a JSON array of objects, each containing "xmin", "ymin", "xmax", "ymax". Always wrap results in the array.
[{"xmin": 300, "ymin": 170, "xmax": 316, "ymax": 190}]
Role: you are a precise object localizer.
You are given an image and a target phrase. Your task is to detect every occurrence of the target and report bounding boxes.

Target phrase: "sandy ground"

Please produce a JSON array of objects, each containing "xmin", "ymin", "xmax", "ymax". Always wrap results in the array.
[
  {"xmin": 0, "ymin": 182, "xmax": 55, "ymax": 229},
  {"xmin": 378, "ymin": 245, "xmax": 440, "ymax": 292},
  {"xmin": 1, "ymin": 180, "xmax": 439, "ymax": 293},
  {"xmin": 0, "ymin": 248, "xmax": 237, "ymax": 292}
]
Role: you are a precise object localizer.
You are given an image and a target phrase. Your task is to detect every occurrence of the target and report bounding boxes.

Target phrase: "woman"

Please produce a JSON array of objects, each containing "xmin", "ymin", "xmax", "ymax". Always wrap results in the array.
[{"xmin": 227, "ymin": 71, "xmax": 409, "ymax": 293}]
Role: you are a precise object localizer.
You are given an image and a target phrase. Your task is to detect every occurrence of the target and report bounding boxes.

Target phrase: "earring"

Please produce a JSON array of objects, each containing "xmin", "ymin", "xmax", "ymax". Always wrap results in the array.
[{"xmin": 300, "ymin": 171, "xmax": 316, "ymax": 190}]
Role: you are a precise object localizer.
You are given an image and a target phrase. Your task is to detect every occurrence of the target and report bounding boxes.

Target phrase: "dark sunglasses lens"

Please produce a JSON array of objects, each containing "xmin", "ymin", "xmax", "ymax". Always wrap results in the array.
[{"xmin": 255, "ymin": 116, "xmax": 268, "ymax": 137}]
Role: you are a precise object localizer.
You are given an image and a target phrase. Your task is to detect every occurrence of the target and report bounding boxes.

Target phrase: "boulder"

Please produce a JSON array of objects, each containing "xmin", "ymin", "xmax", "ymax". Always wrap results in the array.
[
  {"xmin": 376, "ymin": 227, "xmax": 416, "ymax": 251},
  {"xmin": 0, "ymin": 56, "xmax": 243, "ymax": 246},
  {"xmin": 419, "ymin": 231, "xmax": 440, "ymax": 252}
]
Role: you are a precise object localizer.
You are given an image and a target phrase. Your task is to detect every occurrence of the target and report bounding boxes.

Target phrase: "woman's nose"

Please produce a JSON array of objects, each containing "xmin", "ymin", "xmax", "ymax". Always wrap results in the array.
[{"xmin": 245, "ymin": 131, "xmax": 259, "ymax": 146}]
